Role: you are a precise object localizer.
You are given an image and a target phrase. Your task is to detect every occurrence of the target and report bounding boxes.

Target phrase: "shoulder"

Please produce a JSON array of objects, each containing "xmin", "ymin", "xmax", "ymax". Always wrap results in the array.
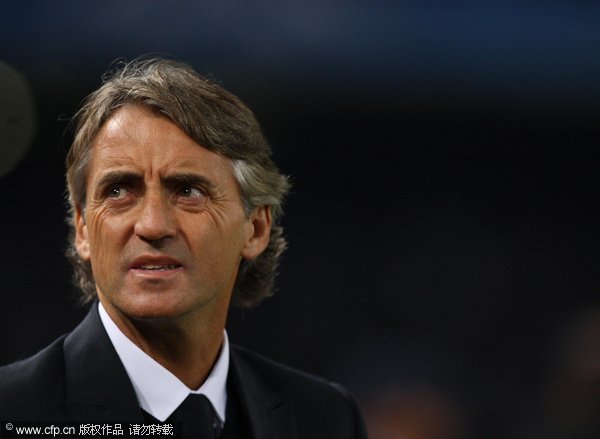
[
  {"xmin": 0, "ymin": 335, "xmax": 68, "ymax": 418},
  {"xmin": 232, "ymin": 344, "xmax": 355, "ymax": 401},
  {"xmin": 230, "ymin": 345, "xmax": 367, "ymax": 438}
]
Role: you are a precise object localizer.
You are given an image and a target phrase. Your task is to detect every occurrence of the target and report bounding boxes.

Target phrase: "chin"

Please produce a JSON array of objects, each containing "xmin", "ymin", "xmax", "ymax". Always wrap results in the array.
[
  {"xmin": 100, "ymin": 287, "xmax": 195, "ymax": 321},
  {"xmin": 128, "ymin": 294, "xmax": 195, "ymax": 320}
]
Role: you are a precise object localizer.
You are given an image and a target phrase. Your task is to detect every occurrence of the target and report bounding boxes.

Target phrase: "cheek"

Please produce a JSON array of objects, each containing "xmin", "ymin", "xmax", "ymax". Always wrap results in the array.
[
  {"xmin": 86, "ymin": 210, "xmax": 128, "ymax": 259},
  {"xmin": 210, "ymin": 212, "xmax": 248, "ymax": 247},
  {"xmin": 184, "ymin": 216, "xmax": 245, "ymax": 264}
]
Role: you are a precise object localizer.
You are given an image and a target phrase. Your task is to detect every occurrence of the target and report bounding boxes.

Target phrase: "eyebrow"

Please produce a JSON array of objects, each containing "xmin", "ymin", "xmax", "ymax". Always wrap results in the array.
[
  {"xmin": 95, "ymin": 170, "xmax": 216, "ymax": 190},
  {"xmin": 161, "ymin": 172, "xmax": 216, "ymax": 190},
  {"xmin": 96, "ymin": 170, "xmax": 142, "ymax": 190}
]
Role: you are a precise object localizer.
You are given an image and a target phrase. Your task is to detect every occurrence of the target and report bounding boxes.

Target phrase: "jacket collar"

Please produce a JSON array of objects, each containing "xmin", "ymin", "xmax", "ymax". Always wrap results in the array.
[
  {"xmin": 229, "ymin": 347, "xmax": 298, "ymax": 439},
  {"xmin": 62, "ymin": 303, "xmax": 298, "ymax": 437},
  {"xmin": 63, "ymin": 303, "xmax": 143, "ymax": 421}
]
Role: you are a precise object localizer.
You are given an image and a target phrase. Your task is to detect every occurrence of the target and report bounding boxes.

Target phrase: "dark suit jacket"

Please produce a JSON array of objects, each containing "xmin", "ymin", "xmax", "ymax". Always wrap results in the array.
[{"xmin": 0, "ymin": 305, "xmax": 366, "ymax": 438}]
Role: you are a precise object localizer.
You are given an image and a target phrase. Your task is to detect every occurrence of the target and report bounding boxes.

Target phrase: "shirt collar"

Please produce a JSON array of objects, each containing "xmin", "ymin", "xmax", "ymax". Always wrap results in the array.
[{"xmin": 98, "ymin": 302, "xmax": 229, "ymax": 422}]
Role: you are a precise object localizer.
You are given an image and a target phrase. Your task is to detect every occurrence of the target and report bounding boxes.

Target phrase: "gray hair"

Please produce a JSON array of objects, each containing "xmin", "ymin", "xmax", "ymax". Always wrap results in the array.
[{"xmin": 65, "ymin": 57, "xmax": 290, "ymax": 307}]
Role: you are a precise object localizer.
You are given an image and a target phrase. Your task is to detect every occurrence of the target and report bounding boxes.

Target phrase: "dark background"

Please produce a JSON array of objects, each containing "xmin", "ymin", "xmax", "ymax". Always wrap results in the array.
[{"xmin": 1, "ymin": 2, "xmax": 599, "ymax": 438}]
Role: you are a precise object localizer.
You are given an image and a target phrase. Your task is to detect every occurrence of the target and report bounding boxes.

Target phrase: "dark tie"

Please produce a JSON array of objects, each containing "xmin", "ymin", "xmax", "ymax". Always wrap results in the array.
[{"xmin": 167, "ymin": 394, "xmax": 219, "ymax": 439}]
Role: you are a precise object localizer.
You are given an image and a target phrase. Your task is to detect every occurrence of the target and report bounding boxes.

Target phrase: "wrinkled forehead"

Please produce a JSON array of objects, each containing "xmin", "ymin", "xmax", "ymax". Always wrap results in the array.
[{"xmin": 85, "ymin": 104, "xmax": 238, "ymax": 189}]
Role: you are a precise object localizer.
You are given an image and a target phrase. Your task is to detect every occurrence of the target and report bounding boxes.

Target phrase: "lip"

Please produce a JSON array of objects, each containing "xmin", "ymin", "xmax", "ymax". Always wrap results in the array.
[
  {"xmin": 129, "ymin": 255, "xmax": 184, "ymax": 270},
  {"xmin": 127, "ymin": 256, "xmax": 184, "ymax": 281}
]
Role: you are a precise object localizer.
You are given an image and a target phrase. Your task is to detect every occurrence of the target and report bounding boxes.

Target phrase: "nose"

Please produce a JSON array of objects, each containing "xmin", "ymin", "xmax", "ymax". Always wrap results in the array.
[{"xmin": 134, "ymin": 191, "xmax": 176, "ymax": 244}]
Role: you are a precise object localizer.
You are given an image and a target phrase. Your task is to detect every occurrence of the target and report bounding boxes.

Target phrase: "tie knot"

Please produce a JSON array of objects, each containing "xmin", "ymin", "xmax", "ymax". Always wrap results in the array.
[{"xmin": 168, "ymin": 394, "xmax": 219, "ymax": 439}]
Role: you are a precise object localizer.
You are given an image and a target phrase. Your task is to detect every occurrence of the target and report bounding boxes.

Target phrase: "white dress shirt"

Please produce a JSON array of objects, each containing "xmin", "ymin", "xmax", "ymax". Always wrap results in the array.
[{"xmin": 98, "ymin": 303, "xmax": 229, "ymax": 423}]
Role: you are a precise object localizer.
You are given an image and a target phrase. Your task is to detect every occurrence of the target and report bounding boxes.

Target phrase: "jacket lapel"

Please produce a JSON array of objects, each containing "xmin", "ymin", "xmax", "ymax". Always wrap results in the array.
[
  {"xmin": 62, "ymin": 303, "xmax": 143, "ymax": 422},
  {"xmin": 230, "ymin": 347, "xmax": 298, "ymax": 439},
  {"xmin": 61, "ymin": 305, "xmax": 298, "ymax": 436}
]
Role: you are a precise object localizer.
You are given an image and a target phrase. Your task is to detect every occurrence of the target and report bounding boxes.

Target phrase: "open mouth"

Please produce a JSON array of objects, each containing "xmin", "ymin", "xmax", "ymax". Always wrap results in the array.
[
  {"xmin": 135, "ymin": 264, "xmax": 181, "ymax": 271},
  {"xmin": 129, "ymin": 255, "xmax": 184, "ymax": 273}
]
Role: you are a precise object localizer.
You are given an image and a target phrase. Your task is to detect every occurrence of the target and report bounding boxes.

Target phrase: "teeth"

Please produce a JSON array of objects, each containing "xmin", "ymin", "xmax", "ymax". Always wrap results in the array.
[{"xmin": 139, "ymin": 264, "xmax": 177, "ymax": 270}]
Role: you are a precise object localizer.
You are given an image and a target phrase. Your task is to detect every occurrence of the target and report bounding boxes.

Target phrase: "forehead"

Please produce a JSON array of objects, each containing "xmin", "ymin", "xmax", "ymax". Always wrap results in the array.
[{"xmin": 88, "ymin": 104, "xmax": 234, "ymax": 181}]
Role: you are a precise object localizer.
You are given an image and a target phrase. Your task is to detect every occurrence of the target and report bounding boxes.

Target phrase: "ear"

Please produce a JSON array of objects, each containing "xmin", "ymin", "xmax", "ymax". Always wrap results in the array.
[
  {"xmin": 74, "ymin": 206, "xmax": 91, "ymax": 261},
  {"xmin": 241, "ymin": 205, "xmax": 272, "ymax": 260}
]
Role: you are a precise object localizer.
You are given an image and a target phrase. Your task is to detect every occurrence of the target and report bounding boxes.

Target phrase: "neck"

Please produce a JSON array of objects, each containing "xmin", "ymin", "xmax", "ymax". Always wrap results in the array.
[{"xmin": 100, "ymin": 300, "xmax": 226, "ymax": 389}]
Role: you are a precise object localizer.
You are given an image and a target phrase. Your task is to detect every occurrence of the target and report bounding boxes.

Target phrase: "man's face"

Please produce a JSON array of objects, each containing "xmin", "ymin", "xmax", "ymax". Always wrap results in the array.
[{"xmin": 75, "ymin": 104, "xmax": 269, "ymax": 323}]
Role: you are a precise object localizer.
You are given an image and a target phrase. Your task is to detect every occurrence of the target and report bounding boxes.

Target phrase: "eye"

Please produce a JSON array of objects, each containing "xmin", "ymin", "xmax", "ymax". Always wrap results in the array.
[
  {"xmin": 174, "ymin": 185, "xmax": 209, "ymax": 207},
  {"xmin": 178, "ymin": 186, "xmax": 204, "ymax": 198},
  {"xmin": 107, "ymin": 186, "xmax": 129, "ymax": 199}
]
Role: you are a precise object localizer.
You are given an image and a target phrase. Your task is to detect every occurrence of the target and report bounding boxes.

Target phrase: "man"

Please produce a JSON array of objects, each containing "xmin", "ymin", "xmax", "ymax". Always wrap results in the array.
[{"xmin": 0, "ymin": 58, "xmax": 367, "ymax": 438}]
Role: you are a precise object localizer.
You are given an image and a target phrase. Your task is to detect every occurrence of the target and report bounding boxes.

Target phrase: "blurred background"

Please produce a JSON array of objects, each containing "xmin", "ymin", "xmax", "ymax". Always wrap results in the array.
[{"xmin": 1, "ymin": 1, "xmax": 599, "ymax": 438}]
